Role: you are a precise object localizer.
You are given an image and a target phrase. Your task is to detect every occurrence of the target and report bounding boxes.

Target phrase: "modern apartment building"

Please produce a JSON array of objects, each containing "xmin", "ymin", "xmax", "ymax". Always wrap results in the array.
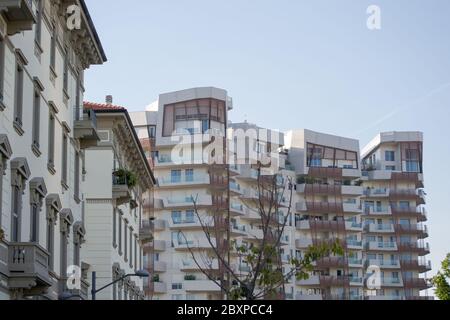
[
  {"xmin": 286, "ymin": 129, "xmax": 365, "ymax": 300},
  {"xmin": 0, "ymin": 0, "xmax": 106, "ymax": 300},
  {"xmin": 132, "ymin": 90, "xmax": 432, "ymax": 301},
  {"xmin": 361, "ymin": 131, "xmax": 431, "ymax": 300},
  {"xmin": 82, "ymin": 99, "xmax": 156, "ymax": 300}
]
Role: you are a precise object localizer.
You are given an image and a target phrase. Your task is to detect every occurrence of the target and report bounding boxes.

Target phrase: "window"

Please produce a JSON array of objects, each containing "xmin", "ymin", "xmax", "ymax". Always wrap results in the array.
[
  {"xmin": 171, "ymin": 170, "xmax": 181, "ymax": 183},
  {"xmin": 185, "ymin": 169, "xmax": 194, "ymax": 182},
  {"xmin": 50, "ymin": 23, "xmax": 56, "ymax": 71},
  {"xmin": 134, "ymin": 236, "xmax": 138, "ymax": 271},
  {"xmin": 74, "ymin": 151, "xmax": 80, "ymax": 201},
  {"xmin": 147, "ymin": 126, "xmax": 156, "ymax": 138},
  {"xmin": 201, "ymin": 119, "xmax": 209, "ymax": 133},
  {"xmin": 129, "ymin": 226, "xmax": 133, "ymax": 268},
  {"xmin": 14, "ymin": 61, "xmax": 24, "ymax": 132},
  {"xmin": 73, "ymin": 223, "xmax": 84, "ymax": 268},
  {"xmin": 48, "ymin": 113, "xmax": 55, "ymax": 171},
  {"xmin": 29, "ymin": 179, "xmax": 46, "ymax": 243},
  {"xmin": 35, "ymin": 0, "xmax": 43, "ymax": 48},
  {"xmin": 124, "ymin": 220, "xmax": 128, "ymax": 262},
  {"xmin": 63, "ymin": 48, "xmax": 69, "ymax": 95},
  {"xmin": 172, "ymin": 283, "xmax": 183, "ymax": 290},
  {"xmin": 385, "ymin": 166, "xmax": 396, "ymax": 171},
  {"xmin": 399, "ymin": 201, "xmax": 410, "ymax": 209},
  {"xmin": 32, "ymin": 89, "xmax": 41, "ymax": 152},
  {"xmin": 118, "ymin": 214, "xmax": 123, "ymax": 255},
  {"xmin": 0, "ymin": 36, "xmax": 5, "ymax": 108},
  {"xmin": 385, "ymin": 151, "xmax": 395, "ymax": 162},
  {"xmin": 113, "ymin": 209, "xmax": 117, "ymax": 247},
  {"xmin": 61, "ymin": 132, "xmax": 68, "ymax": 186},
  {"xmin": 185, "ymin": 210, "xmax": 195, "ymax": 223},
  {"xmin": 11, "ymin": 185, "xmax": 21, "ymax": 242},
  {"xmin": 172, "ymin": 211, "xmax": 182, "ymax": 224},
  {"xmin": 406, "ymin": 161, "xmax": 419, "ymax": 173}
]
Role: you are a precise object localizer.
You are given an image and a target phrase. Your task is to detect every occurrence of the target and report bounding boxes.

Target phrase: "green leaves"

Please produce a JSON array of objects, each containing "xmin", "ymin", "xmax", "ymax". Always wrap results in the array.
[{"xmin": 432, "ymin": 253, "xmax": 450, "ymax": 300}]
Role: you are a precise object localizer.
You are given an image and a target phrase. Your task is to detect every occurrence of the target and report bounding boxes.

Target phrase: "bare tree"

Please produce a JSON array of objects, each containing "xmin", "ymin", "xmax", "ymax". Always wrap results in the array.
[{"xmin": 178, "ymin": 163, "xmax": 344, "ymax": 300}]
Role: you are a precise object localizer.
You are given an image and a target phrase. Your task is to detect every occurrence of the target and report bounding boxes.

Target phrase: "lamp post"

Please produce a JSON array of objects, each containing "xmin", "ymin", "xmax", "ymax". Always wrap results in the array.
[{"xmin": 91, "ymin": 269, "xmax": 149, "ymax": 300}]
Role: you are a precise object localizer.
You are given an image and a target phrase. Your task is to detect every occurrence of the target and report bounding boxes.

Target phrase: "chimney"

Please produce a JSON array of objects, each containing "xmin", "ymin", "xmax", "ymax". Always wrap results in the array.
[{"xmin": 105, "ymin": 95, "xmax": 113, "ymax": 105}]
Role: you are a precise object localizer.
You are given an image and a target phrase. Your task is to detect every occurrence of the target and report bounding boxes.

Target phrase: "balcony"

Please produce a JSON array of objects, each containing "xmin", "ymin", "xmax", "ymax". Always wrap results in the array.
[
  {"xmin": 8, "ymin": 243, "xmax": 52, "ymax": 294},
  {"xmin": 74, "ymin": 110, "xmax": 100, "ymax": 149},
  {"xmin": 319, "ymin": 275, "xmax": 350, "ymax": 287},
  {"xmin": 345, "ymin": 221, "xmax": 363, "ymax": 231},
  {"xmin": 158, "ymin": 175, "xmax": 210, "ymax": 188},
  {"xmin": 161, "ymin": 196, "xmax": 212, "ymax": 209},
  {"xmin": 316, "ymin": 257, "xmax": 347, "ymax": 269},
  {"xmin": 295, "ymin": 238, "xmax": 313, "ymax": 248},
  {"xmin": 230, "ymin": 202, "xmax": 245, "ymax": 216},
  {"xmin": 112, "ymin": 173, "xmax": 132, "ymax": 206},
  {"xmin": 184, "ymin": 280, "xmax": 221, "ymax": 292},
  {"xmin": 296, "ymin": 275, "xmax": 320, "ymax": 286},
  {"xmin": 180, "ymin": 259, "xmax": 219, "ymax": 272},
  {"xmin": 153, "ymin": 281, "xmax": 167, "ymax": 293},
  {"xmin": 346, "ymin": 240, "xmax": 363, "ymax": 249},
  {"xmin": 297, "ymin": 184, "xmax": 342, "ymax": 195},
  {"xmin": 364, "ymin": 206, "xmax": 392, "ymax": 216},
  {"xmin": 391, "ymin": 206, "xmax": 427, "ymax": 222},
  {"xmin": 394, "ymin": 224, "xmax": 428, "ymax": 238},
  {"xmin": 343, "ymin": 202, "xmax": 362, "ymax": 213},
  {"xmin": 229, "ymin": 182, "xmax": 243, "ymax": 195},
  {"xmin": 367, "ymin": 259, "xmax": 400, "ymax": 269},
  {"xmin": 397, "ymin": 242, "xmax": 430, "ymax": 255},
  {"xmin": 296, "ymin": 202, "xmax": 343, "ymax": 214},
  {"xmin": 341, "ymin": 185, "xmax": 363, "ymax": 196},
  {"xmin": 1, "ymin": 0, "xmax": 35, "ymax": 35},
  {"xmin": 380, "ymin": 277, "xmax": 403, "ymax": 287},
  {"xmin": 402, "ymin": 278, "xmax": 431, "ymax": 290},
  {"xmin": 366, "ymin": 223, "xmax": 395, "ymax": 233},
  {"xmin": 174, "ymin": 238, "xmax": 217, "ymax": 251},
  {"xmin": 348, "ymin": 258, "xmax": 363, "ymax": 267},
  {"xmin": 366, "ymin": 241, "xmax": 397, "ymax": 251},
  {"xmin": 364, "ymin": 188, "xmax": 390, "ymax": 197},
  {"xmin": 400, "ymin": 259, "xmax": 432, "ymax": 273},
  {"xmin": 349, "ymin": 277, "xmax": 364, "ymax": 285},
  {"xmin": 168, "ymin": 216, "xmax": 204, "ymax": 230},
  {"xmin": 295, "ymin": 293, "xmax": 323, "ymax": 300},
  {"xmin": 230, "ymin": 223, "xmax": 247, "ymax": 236}
]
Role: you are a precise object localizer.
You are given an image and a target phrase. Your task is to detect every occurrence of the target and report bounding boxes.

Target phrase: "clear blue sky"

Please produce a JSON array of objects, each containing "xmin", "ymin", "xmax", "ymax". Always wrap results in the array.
[{"xmin": 84, "ymin": 0, "xmax": 450, "ymax": 282}]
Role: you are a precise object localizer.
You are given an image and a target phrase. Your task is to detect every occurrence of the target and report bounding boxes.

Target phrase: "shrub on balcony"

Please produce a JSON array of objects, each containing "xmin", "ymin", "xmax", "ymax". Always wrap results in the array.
[
  {"xmin": 152, "ymin": 274, "xmax": 160, "ymax": 282},
  {"xmin": 113, "ymin": 169, "xmax": 137, "ymax": 188},
  {"xmin": 184, "ymin": 275, "xmax": 196, "ymax": 281}
]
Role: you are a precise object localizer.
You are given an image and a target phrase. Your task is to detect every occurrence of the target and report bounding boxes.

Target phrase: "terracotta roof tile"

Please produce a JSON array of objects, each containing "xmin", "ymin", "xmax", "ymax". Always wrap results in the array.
[{"xmin": 84, "ymin": 101, "xmax": 126, "ymax": 111}]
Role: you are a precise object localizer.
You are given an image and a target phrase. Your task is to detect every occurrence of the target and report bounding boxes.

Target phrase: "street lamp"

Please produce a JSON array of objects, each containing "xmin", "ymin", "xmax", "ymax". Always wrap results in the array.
[{"xmin": 91, "ymin": 269, "xmax": 149, "ymax": 300}]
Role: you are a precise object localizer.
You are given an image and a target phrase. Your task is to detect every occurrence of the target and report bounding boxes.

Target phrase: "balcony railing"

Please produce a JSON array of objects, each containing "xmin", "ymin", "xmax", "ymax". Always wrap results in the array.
[
  {"xmin": 8, "ymin": 243, "xmax": 52, "ymax": 291},
  {"xmin": 74, "ymin": 109, "xmax": 99, "ymax": 149}
]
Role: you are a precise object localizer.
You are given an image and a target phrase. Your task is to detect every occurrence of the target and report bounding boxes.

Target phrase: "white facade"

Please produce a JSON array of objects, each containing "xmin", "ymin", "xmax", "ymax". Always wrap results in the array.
[
  {"xmin": 0, "ymin": 0, "xmax": 105, "ymax": 300},
  {"xmin": 82, "ymin": 102, "xmax": 155, "ymax": 300}
]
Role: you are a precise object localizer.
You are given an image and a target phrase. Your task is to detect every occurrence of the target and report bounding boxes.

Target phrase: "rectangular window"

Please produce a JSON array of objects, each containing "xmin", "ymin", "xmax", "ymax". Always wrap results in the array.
[
  {"xmin": 171, "ymin": 170, "xmax": 181, "ymax": 183},
  {"xmin": 129, "ymin": 227, "xmax": 133, "ymax": 268},
  {"xmin": 385, "ymin": 151, "xmax": 395, "ymax": 161},
  {"xmin": 47, "ymin": 219, "xmax": 55, "ymax": 270},
  {"xmin": 118, "ymin": 215, "xmax": 123, "ymax": 255},
  {"xmin": 74, "ymin": 242, "xmax": 80, "ymax": 267},
  {"xmin": 185, "ymin": 210, "xmax": 195, "ymax": 223},
  {"xmin": 172, "ymin": 211, "xmax": 182, "ymax": 224},
  {"xmin": 405, "ymin": 161, "xmax": 419, "ymax": 173},
  {"xmin": 32, "ymin": 90, "xmax": 41, "ymax": 149},
  {"xmin": 50, "ymin": 23, "xmax": 56, "ymax": 70},
  {"xmin": 63, "ymin": 49, "xmax": 69, "ymax": 94},
  {"xmin": 147, "ymin": 126, "xmax": 156, "ymax": 138},
  {"xmin": 35, "ymin": 0, "xmax": 43, "ymax": 46},
  {"xmin": 11, "ymin": 186, "xmax": 21, "ymax": 242},
  {"xmin": 124, "ymin": 220, "xmax": 128, "ymax": 262},
  {"xmin": 172, "ymin": 283, "xmax": 183, "ymax": 290},
  {"xmin": 14, "ymin": 63, "xmax": 24, "ymax": 128},
  {"xmin": 113, "ymin": 209, "xmax": 117, "ymax": 247},
  {"xmin": 48, "ymin": 113, "xmax": 55, "ymax": 168},
  {"xmin": 134, "ymin": 236, "xmax": 137, "ymax": 271},
  {"xmin": 60, "ymin": 230, "xmax": 68, "ymax": 278},
  {"xmin": 185, "ymin": 169, "xmax": 194, "ymax": 182},
  {"xmin": 74, "ymin": 151, "xmax": 80, "ymax": 201},
  {"xmin": 30, "ymin": 204, "xmax": 39, "ymax": 242},
  {"xmin": 61, "ymin": 133, "xmax": 68, "ymax": 185},
  {"xmin": 0, "ymin": 37, "xmax": 5, "ymax": 105}
]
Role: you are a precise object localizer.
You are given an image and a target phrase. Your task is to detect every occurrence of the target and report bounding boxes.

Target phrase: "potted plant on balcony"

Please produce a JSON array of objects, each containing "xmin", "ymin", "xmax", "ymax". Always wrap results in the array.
[
  {"xmin": 113, "ymin": 169, "xmax": 137, "ymax": 188},
  {"xmin": 184, "ymin": 275, "xmax": 196, "ymax": 281},
  {"xmin": 152, "ymin": 274, "xmax": 160, "ymax": 283}
]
